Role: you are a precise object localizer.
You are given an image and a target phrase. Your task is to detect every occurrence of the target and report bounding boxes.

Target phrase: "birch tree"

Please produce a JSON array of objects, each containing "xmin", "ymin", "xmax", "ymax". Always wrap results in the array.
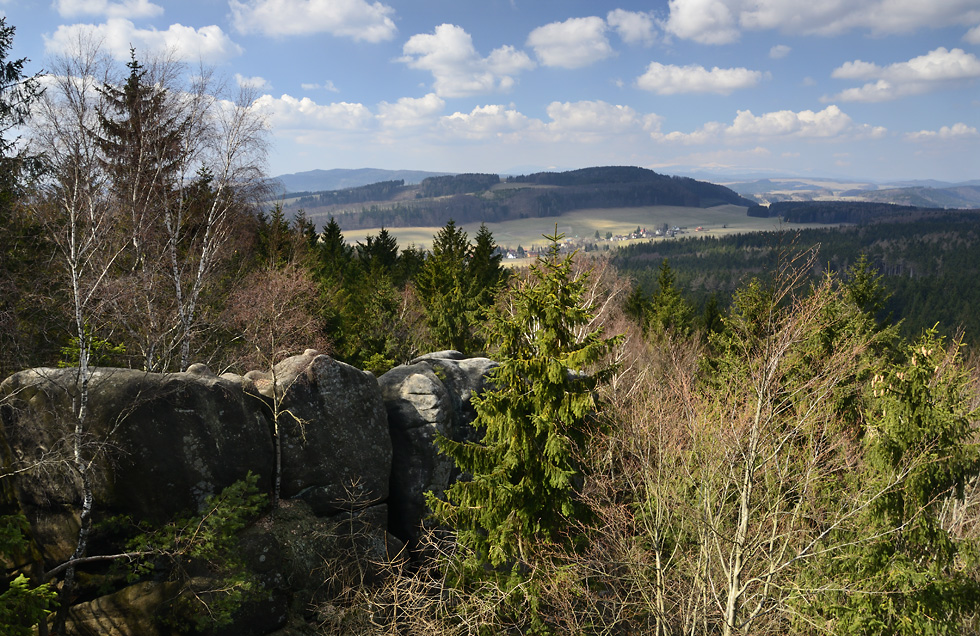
[
  {"xmin": 27, "ymin": 39, "xmax": 125, "ymax": 629},
  {"xmin": 89, "ymin": 52, "xmax": 268, "ymax": 371}
]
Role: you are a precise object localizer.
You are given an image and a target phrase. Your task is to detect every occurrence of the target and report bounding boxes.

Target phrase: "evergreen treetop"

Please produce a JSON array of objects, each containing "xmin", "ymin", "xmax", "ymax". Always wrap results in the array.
[{"xmin": 431, "ymin": 229, "xmax": 621, "ymax": 578}]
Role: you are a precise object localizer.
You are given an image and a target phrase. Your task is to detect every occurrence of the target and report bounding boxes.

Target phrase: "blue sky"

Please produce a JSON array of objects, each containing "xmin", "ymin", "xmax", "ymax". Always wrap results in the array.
[{"xmin": 2, "ymin": 0, "xmax": 979, "ymax": 181}]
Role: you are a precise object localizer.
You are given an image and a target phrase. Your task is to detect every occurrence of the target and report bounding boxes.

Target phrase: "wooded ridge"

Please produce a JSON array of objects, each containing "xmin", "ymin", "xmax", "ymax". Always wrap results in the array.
[{"xmin": 282, "ymin": 166, "xmax": 756, "ymax": 231}]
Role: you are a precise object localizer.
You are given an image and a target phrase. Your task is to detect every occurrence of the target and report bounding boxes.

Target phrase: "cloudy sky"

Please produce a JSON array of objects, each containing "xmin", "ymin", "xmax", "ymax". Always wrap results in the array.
[{"xmin": 3, "ymin": 0, "xmax": 979, "ymax": 181}]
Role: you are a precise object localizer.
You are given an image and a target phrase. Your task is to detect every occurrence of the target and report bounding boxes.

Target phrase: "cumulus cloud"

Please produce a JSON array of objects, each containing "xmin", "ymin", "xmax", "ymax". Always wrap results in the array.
[
  {"xmin": 526, "ymin": 16, "xmax": 613, "ymax": 68},
  {"xmin": 905, "ymin": 122, "xmax": 979, "ymax": 141},
  {"xmin": 660, "ymin": 105, "xmax": 886, "ymax": 144},
  {"xmin": 441, "ymin": 100, "xmax": 661, "ymax": 142},
  {"xmin": 607, "ymin": 9, "xmax": 657, "ymax": 45},
  {"xmin": 537, "ymin": 100, "xmax": 663, "ymax": 145},
  {"xmin": 377, "ymin": 94, "xmax": 445, "ymax": 129},
  {"xmin": 441, "ymin": 104, "xmax": 533, "ymax": 140},
  {"xmin": 663, "ymin": 0, "xmax": 739, "ymax": 44},
  {"xmin": 229, "ymin": 0, "xmax": 396, "ymax": 41},
  {"xmin": 54, "ymin": 0, "xmax": 163, "ymax": 19},
  {"xmin": 636, "ymin": 62, "xmax": 766, "ymax": 94},
  {"xmin": 301, "ymin": 80, "xmax": 339, "ymax": 92},
  {"xmin": 664, "ymin": 0, "xmax": 980, "ymax": 43},
  {"xmin": 769, "ymin": 44, "xmax": 790, "ymax": 59},
  {"xmin": 826, "ymin": 47, "xmax": 980, "ymax": 102},
  {"xmin": 235, "ymin": 73, "xmax": 269, "ymax": 89},
  {"xmin": 547, "ymin": 100, "xmax": 641, "ymax": 133},
  {"xmin": 399, "ymin": 24, "xmax": 534, "ymax": 98},
  {"xmin": 253, "ymin": 93, "xmax": 374, "ymax": 130},
  {"xmin": 44, "ymin": 19, "xmax": 244, "ymax": 63},
  {"xmin": 966, "ymin": 24, "xmax": 980, "ymax": 44}
]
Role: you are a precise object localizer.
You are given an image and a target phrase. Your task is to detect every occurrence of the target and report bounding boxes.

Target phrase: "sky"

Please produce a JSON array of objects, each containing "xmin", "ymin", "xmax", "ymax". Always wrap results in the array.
[{"xmin": 1, "ymin": 0, "xmax": 979, "ymax": 182}]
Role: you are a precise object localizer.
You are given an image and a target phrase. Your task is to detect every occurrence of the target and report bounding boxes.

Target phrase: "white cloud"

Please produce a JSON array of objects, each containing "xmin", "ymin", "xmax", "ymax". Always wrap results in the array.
[
  {"xmin": 663, "ymin": 0, "xmax": 739, "ymax": 44},
  {"xmin": 769, "ymin": 44, "xmax": 790, "ymax": 59},
  {"xmin": 538, "ymin": 100, "xmax": 664, "ymax": 145},
  {"xmin": 660, "ymin": 105, "xmax": 886, "ymax": 144},
  {"xmin": 827, "ymin": 47, "xmax": 980, "ymax": 102},
  {"xmin": 636, "ymin": 62, "xmax": 766, "ymax": 94},
  {"xmin": 54, "ymin": 0, "xmax": 163, "ymax": 19},
  {"xmin": 547, "ymin": 100, "xmax": 641, "ymax": 134},
  {"xmin": 664, "ymin": 0, "xmax": 980, "ymax": 43},
  {"xmin": 44, "ymin": 19, "xmax": 244, "ymax": 63},
  {"xmin": 526, "ymin": 16, "xmax": 613, "ymax": 68},
  {"xmin": 607, "ymin": 9, "xmax": 657, "ymax": 46},
  {"xmin": 235, "ymin": 73, "xmax": 269, "ymax": 89},
  {"xmin": 229, "ymin": 0, "xmax": 396, "ymax": 41},
  {"xmin": 377, "ymin": 93, "xmax": 445, "ymax": 129},
  {"xmin": 254, "ymin": 93, "xmax": 374, "ymax": 130},
  {"xmin": 441, "ymin": 104, "xmax": 533, "ymax": 140},
  {"xmin": 831, "ymin": 60, "xmax": 881, "ymax": 80},
  {"xmin": 905, "ymin": 122, "xmax": 979, "ymax": 142},
  {"xmin": 966, "ymin": 24, "xmax": 980, "ymax": 44},
  {"xmin": 301, "ymin": 80, "xmax": 339, "ymax": 92},
  {"xmin": 399, "ymin": 24, "xmax": 534, "ymax": 98}
]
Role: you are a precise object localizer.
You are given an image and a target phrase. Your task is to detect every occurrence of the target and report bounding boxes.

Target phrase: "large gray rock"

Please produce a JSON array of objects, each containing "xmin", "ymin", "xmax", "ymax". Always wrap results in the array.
[
  {"xmin": 379, "ymin": 352, "xmax": 497, "ymax": 543},
  {"xmin": 0, "ymin": 366, "xmax": 273, "ymax": 565},
  {"xmin": 244, "ymin": 351, "xmax": 391, "ymax": 515}
]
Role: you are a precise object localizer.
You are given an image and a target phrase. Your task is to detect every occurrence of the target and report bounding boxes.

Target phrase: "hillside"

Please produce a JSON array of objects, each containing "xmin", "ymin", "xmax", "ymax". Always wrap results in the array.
[
  {"xmin": 727, "ymin": 176, "xmax": 980, "ymax": 208},
  {"xmin": 270, "ymin": 167, "xmax": 452, "ymax": 194},
  {"xmin": 282, "ymin": 166, "xmax": 755, "ymax": 232},
  {"xmin": 614, "ymin": 208, "xmax": 980, "ymax": 345}
]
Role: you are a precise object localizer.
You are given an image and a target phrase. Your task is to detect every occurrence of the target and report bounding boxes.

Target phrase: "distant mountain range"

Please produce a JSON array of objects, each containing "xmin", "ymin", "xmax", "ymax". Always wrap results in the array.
[
  {"xmin": 719, "ymin": 177, "xmax": 980, "ymax": 209},
  {"xmin": 270, "ymin": 168, "xmax": 452, "ymax": 194},
  {"xmin": 268, "ymin": 168, "xmax": 980, "ymax": 224}
]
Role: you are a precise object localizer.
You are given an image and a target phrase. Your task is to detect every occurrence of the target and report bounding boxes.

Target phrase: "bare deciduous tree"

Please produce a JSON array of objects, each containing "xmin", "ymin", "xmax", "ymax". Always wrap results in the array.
[{"xmin": 224, "ymin": 264, "xmax": 328, "ymax": 506}]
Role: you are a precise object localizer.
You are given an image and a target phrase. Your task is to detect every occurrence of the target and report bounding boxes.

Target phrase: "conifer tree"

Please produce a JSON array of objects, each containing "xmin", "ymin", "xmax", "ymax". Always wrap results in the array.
[
  {"xmin": 0, "ymin": 19, "xmax": 58, "ymax": 632},
  {"xmin": 430, "ymin": 229, "xmax": 620, "ymax": 615},
  {"xmin": 649, "ymin": 258, "xmax": 693, "ymax": 336},
  {"xmin": 469, "ymin": 222, "xmax": 506, "ymax": 299},
  {"xmin": 356, "ymin": 227, "xmax": 399, "ymax": 274},
  {"xmin": 813, "ymin": 330, "xmax": 980, "ymax": 635},
  {"xmin": 416, "ymin": 219, "xmax": 475, "ymax": 353},
  {"xmin": 95, "ymin": 49, "xmax": 185, "ymax": 265}
]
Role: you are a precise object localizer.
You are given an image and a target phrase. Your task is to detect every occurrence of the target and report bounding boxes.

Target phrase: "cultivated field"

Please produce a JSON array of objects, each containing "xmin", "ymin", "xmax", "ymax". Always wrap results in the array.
[{"xmin": 343, "ymin": 204, "xmax": 824, "ymax": 252}]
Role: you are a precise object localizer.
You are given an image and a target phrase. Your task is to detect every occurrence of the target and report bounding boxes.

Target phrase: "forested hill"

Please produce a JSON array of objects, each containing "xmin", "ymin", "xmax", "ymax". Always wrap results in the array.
[
  {"xmin": 748, "ymin": 200, "xmax": 938, "ymax": 224},
  {"xmin": 614, "ymin": 208, "xmax": 980, "ymax": 345},
  {"xmin": 283, "ymin": 166, "xmax": 754, "ymax": 231}
]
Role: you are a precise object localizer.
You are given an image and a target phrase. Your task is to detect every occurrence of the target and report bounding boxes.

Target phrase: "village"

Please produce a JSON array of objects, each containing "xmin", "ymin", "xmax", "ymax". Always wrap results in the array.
[{"xmin": 500, "ymin": 223, "xmax": 705, "ymax": 261}]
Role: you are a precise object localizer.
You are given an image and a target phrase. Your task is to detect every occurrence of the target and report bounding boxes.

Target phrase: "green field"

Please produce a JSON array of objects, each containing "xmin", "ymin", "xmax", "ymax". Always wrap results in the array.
[{"xmin": 343, "ymin": 204, "xmax": 824, "ymax": 252}]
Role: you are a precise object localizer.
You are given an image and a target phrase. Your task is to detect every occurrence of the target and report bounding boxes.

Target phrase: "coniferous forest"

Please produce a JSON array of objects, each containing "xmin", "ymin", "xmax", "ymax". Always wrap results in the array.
[{"xmin": 3, "ymin": 19, "xmax": 980, "ymax": 636}]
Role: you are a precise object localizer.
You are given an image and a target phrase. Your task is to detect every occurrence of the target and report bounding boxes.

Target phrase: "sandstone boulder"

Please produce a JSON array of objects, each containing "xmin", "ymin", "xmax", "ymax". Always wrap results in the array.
[
  {"xmin": 243, "ymin": 351, "xmax": 391, "ymax": 515},
  {"xmin": 0, "ymin": 367, "xmax": 273, "ymax": 565},
  {"xmin": 379, "ymin": 352, "xmax": 497, "ymax": 542}
]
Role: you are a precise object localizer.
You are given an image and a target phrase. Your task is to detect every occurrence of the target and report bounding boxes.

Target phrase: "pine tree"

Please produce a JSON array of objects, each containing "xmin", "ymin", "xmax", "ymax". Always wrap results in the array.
[
  {"xmin": 416, "ymin": 219, "xmax": 475, "ymax": 353},
  {"xmin": 315, "ymin": 216, "xmax": 353, "ymax": 284},
  {"xmin": 430, "ymin": 230, "xmax": 620, "ymax": 621},
  {"xmin": 356, "ymin": 227, "xmax": 399, "ymax": 275},
  {"xmin": 469, "ymin": 222, "xmax": 506, "ymax": 299},
  {"xmin": 95, "ymin": 49, "xmax": 185, "ymax": 251},
  {"xmin": 649, "ymin": 259, "xmax": 693, "ymax": 336}
]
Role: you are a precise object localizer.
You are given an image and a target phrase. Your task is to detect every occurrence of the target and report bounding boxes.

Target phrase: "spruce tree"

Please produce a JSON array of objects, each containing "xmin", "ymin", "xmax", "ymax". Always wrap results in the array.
[
  {"xmin": 469, "ymin": 222, "xmax": 506, "ymax": 299},
  {"xmin": 95, "ymin": 49, "xmax": 185, "ymax": 233},
  {"xmin": 813, "ymin": 330, "xmax": 980, "ymax": 635},
  {"xmin": 315, "ymin": 216, "xmax": 353, "ymax": 283},
  {"xmin": 416, "ymin": 219, "xmax": 476, "ymax": 353},
  {"xmin": 649, "ymin": 258, "xmax": 693, "ymax": 336},
  {"xmin": 430, "ymin": 229, "xmax": 620, "ymax": 611}
]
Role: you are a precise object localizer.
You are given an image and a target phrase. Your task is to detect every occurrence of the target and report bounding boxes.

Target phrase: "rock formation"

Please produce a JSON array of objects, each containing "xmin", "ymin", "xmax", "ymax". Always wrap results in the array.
[
  {"xmin": 379, "ymin": 351, "xmax": 497, "ymax": 543},
  {"xmin": 0, "ymin": 350, "xmax": 496, "ymax": 635}
]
